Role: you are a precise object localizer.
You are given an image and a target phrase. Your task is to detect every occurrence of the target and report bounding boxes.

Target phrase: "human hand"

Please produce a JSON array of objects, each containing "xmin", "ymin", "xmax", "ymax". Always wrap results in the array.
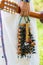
[{"xmin": 19, "ymin": 1, "xmax": 30, "ymax": 16}]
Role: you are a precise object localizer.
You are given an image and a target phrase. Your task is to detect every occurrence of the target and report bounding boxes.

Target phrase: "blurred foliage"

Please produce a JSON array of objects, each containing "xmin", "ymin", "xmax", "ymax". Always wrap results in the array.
[
  {"xmin": 33, "ymin": 0, "xmax": 43, "ymax": 65},
  {"xmin": 37, "ymin": 20, "xmax": 43, "ymax": 65},
  {"xmin": 33, "ymin": 0, "xmax": 43, "ymax": 11}
]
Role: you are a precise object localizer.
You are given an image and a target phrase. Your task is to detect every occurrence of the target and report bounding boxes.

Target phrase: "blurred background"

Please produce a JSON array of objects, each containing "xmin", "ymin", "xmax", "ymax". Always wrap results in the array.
[{"xmin": 33, "ymin": 0, "xmax": 43, "ymax": 65}]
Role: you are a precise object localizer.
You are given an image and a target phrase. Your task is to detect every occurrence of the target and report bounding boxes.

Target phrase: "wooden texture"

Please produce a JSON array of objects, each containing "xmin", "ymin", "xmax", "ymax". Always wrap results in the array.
[
  {"xmin": 26, "ymin": 22, "xmax": 30, "ymax": 43},
  {"xmin": 0, "ymin": 0, "xmax": 43, "ymax": 20}
]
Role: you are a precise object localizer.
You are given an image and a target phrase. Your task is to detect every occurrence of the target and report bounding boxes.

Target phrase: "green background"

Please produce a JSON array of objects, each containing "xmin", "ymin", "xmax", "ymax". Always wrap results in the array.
[{"xmin": 33, "ymin": 0, "xmax": 43, "ymax": 65}]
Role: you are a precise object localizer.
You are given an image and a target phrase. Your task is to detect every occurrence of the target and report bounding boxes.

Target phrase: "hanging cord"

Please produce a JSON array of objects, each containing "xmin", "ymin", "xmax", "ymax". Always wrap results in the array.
[
  {"xmin": 19, "ymin": 16, "xmax": 30, "ymax": 25},
  {"xmin": 19, "ymin": 16, "xmax": 23, "ymax": 25},
  {"xmin": 0, "ymin": 11, "xmax": 8, "ymax": 65},
  {"xmin": 24, "ymin": 17, "xmax": 30, "ymax": 23}
]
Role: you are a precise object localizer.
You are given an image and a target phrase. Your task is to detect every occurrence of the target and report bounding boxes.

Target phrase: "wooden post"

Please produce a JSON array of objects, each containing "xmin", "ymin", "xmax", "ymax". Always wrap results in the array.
[{"xmin": 26, "ymin": 22, "xmax": 30, "ymax": 43}]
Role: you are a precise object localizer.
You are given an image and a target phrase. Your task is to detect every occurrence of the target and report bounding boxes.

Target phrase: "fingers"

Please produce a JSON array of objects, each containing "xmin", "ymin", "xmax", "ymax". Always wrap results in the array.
[
  {"xmin": 20, "ymin": 10, "xmax": 30, "ymax": 16},
  {"xmin": 19, "ymin": 1, "xmax": 30, "ymax": 16}
]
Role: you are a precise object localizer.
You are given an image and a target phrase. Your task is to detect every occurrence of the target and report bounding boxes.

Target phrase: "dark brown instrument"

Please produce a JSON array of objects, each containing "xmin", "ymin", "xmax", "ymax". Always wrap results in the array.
[{"xmin": 0, "ymin": 0, "xmax": 43, "ymax": 22}]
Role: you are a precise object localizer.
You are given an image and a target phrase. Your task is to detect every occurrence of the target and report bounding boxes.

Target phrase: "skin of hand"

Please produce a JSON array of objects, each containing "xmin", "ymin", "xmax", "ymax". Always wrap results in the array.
[{"xmin": 18, "ymin": 1, "xmax": 30, "ymax": 16}]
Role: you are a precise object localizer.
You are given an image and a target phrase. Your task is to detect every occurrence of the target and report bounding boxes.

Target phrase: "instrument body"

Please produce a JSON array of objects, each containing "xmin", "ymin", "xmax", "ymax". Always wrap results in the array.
[{"xmin": 0, "ymin": 0, "xmax": 43, "ymax": 20}]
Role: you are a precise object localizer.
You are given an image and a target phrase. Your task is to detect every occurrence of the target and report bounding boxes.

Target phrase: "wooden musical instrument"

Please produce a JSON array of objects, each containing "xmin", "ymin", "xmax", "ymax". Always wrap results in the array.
[{"xmin": 0, "ymin": 0, "xmax": 43, "ymax": 22}]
